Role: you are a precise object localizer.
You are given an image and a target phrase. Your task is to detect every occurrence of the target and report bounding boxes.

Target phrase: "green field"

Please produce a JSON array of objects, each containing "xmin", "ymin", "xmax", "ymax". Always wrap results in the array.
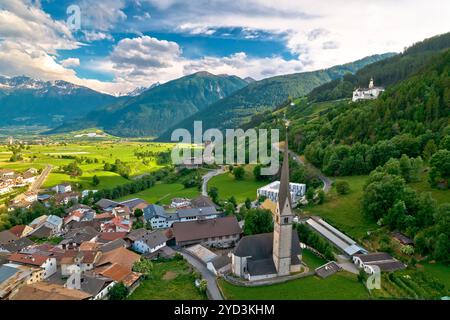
[
  {"xmin": 208, "ymin": 166, "xmax": 267, "ymax": 203},
  {"xmin": 307, "ymin": 175, "xmax": 377, "ymax": 240},
  {"xmin": 302, "ymin": 249, "xmax": 328, "ymax": 270},
  {"xmin": 0, "ymin": 142, "xmax": 174, "ymax": 190},
  {"xmin": 409, "ymin": 171, "xmax": 450, "ymax": 205},
  {"xmin": 218, "ymin": 272, "xmax": 369, "ymax": 300},
  {"xmin": 118, "ymin": 182, "xmax": 200, "ymax": 205},
  {"xmin": 419, "ymin": 262, "xmax": 450, "ymax": 290},
  {"xmin": 128, "ymin": 258, "xmax": 206, "ymax": 300}
]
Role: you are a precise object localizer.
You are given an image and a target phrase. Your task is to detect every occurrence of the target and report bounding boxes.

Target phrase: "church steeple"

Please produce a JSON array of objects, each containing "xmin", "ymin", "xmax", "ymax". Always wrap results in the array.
[{"xmin": 278, "ymin": 124, "xmax": 292, "ymax": 212}]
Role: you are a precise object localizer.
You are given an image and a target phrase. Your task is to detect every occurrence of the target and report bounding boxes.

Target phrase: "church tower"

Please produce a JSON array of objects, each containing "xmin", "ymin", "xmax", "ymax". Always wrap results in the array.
[
  {"xmin": 272, "ymin": 124, "xmax": 294, "ymax": 276},
  {"xmin": 369, "ymin": 77, "xmax": 374, "ymax": 89}
]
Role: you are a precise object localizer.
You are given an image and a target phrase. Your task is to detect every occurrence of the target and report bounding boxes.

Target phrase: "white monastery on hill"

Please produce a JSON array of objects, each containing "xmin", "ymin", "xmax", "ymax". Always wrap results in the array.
[{"xmin": 352, "ymin": 78, "xmax": 385, "ymax": 102}]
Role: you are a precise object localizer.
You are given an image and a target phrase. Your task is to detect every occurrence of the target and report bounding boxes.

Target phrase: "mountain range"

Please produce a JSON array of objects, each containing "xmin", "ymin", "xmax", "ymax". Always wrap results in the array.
[{"xmin": 0, "ymin": 76, "xmax": 118, "ymax": 127}]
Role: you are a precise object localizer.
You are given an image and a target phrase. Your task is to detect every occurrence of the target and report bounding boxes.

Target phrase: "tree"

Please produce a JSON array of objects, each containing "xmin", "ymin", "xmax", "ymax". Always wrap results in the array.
[
  {"xmin": 134, "ymin": 208, "xmax": 143, "ymax": 218},
  {"xmin": 429, "ymin": 150, "xmax": 450, "ymax": 189},
  {"xmin": 336, "ymin": 181, "xmax": 350, "ymax": 195},
  {"xmin": 109, "ymin": 282, "xmax": 129, "ymax": 300},
  {"xmin": 132, "ymin": 258, "xmax": 153, "ymax": 279},
  {"xmin": 253, "ymin": 165, "xmax": 267, "ymax": 181},
  {"xmin": 208, "ymin": 187, "xmax": 219, "ymax": 204},
  {"xmin": 232, "ymin": 166, "xmax": 245, "ymax": 180},
  {"xmin": 244, "ymin": 198, "xmax": 252, "ymax": 210},
  {"xmin": 243, "ymin": 209, "xmax": 274, "ymax": 235},
  {"xmin": 92, "ymin": 175, "xmax": 100, "ymax": 186},
  {"xmin": 423, "ymin": 140, "xmax": 437, "ymax": 160}
]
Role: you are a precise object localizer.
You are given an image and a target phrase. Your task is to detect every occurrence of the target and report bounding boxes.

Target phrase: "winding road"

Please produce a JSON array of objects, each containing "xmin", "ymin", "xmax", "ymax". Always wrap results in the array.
[
  {"xmin": 30, "ymin": 165, "xmax": 53, "ymax": 192},
  {"xmin": 201, "ymin": 167, "xmax": 225, "ymax": 196}
]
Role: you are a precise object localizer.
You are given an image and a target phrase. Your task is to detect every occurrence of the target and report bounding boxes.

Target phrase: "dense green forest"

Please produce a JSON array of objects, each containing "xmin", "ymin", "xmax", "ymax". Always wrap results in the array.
[
  {"xmin": 288, "ymin": 49, "xmax": 450, "ymax": 178},
  {"xmin": 308, "ymin": 32, "xmax": 450, "ymax": 102},
  {"xmin": 158, "ymin": 53, "xmax": 393, "ymax": 140}
]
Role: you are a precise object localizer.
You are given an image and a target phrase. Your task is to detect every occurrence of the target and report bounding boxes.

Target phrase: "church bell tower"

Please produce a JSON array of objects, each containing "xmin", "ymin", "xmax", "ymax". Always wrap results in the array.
[{"xmin": 272, "ymin": 123, "xmax": 294, "ymax": 276}]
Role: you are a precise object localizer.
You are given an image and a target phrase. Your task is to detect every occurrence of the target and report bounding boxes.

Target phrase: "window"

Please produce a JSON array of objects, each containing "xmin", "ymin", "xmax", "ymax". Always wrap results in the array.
[{"xmin": 284, "ymin": 217, "xmax": 289, "ymax": 224}]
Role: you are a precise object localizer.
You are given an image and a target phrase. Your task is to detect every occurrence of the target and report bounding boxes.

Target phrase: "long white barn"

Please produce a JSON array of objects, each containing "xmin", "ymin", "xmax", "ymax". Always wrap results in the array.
[{"xmin": 257, "ymin": 181, "xmax": 306, "ymax": 205}]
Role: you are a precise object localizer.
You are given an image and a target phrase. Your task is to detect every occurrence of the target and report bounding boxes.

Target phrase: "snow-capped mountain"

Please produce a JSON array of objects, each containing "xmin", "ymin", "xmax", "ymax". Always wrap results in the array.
[
  {"xmin": 0, "ymin": 75, "xmax": 117, "ymax": 127},
  {"xmin": 118, "ymin": 82, "xmax": 161, "ymax": 97}
]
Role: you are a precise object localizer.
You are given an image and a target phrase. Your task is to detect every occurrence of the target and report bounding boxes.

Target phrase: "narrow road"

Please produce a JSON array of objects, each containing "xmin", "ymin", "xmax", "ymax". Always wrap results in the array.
[
  {"xmin": 273, "ymin": 142, "xmax": 332, "ymax": 193},
  {"xmin": 201, "ymin": 167, "xmax": 224, "ymax": 196},
  {"xmin": 30, "ymin": 165, "xmax": 53, "ymax": 192},
  {"xmin": 181, "ymin": 252, "xmax": 223, "ymax": 300}
]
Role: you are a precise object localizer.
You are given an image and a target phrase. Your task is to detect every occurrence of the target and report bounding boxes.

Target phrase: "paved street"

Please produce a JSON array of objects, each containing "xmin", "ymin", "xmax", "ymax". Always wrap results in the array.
[
  {"xmin": 201, "ymin": 168, "xmax": 224, "ymax": 196},
  {"xmin": 30, "ymin": 165, "xmax": 53, "ymax": 192},
  {"xmin": 181, "ymin": 252, "xmax": 223, "ymax": 300}
]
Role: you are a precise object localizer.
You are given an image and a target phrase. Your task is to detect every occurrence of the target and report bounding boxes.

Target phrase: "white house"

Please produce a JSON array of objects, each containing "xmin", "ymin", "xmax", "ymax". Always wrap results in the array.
[
  {"xmin": 8, "ymin": 253, "xmax": 57, "ymax": 279},
  {"xmin": 352, "ymin": 78, "xmax": 385, "ymax": 102},
  {"xmin": 131, "ymin": 230, "xmax": 168, "ymax": 254},
  {"xmin": 61, "ymin": 251, "xmax": 101, "ymax": 276},
  {"xmin": 24, "ymin": 192, "xmax": 38, "ymax": 203},
  {"xmin": 44, "ymin": 215, "xmax": 63, "ymax": 234},
  {"xmin": 54, "ymin": 183, "xmax": 72, "ymax": 194},
  {"xmin": 257, "ymin": 181, "xmax": 306, "ymax": 205}
]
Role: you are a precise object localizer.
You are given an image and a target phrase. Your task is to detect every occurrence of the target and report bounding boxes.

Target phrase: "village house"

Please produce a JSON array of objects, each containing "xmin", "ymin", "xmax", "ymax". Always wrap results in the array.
[
  {"xmin": 0, "ymin": 238, "xmax": 34, "ymax": 254},
  {"xmin": 127, "ymin": 229, "xmax": 168, "ymax": 254},
  {"xmin": 10, "ymin": 282, "xmax": 92, "ymax": 300},
  {"xmin": 257, "ymin": 181, "xmax": 306, "ymax": 206},
  {"xmin": 8, "ymin": 225, "xmax": 33, "ymax": 238},
  {"xmin": 60, "ymin": 251, "xmax": 102, "ymax": 276},
  {"xmin": 0, "ymin": 230, "xmax": 20, "ymax": 246},
  {"xmin": 53, "ymin": 183, "xmax": 72, "ymax": 194},
  {"xmin": 172, "ymin": 216, "xmax": 242, "ymax": 247},
  {"xmin": 60, "ymin": 226, "xmax": 99, "ymax": 250},
  {"xmin": 0, "ymin": 263, "xmax": 44, "ymax": 299},
  {"xmin": 101, "ymin": 216, "xmax": 133, "ymax": 232},
  {"xmin": 8, "ymin": 253, "xmax": 57, "ymax": 279}
]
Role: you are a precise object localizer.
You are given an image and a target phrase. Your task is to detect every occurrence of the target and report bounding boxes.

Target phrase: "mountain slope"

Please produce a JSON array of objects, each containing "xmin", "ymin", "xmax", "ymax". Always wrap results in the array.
[
  {"xmin": 50, "ymin": 72, "xmax": 248, "ymax": 137},
  {"xmin": 0, "ymin": 76, "xmax": 117, "ymax": 127},
  {"xmin": 158, "ymin": 53, "xmax": 395, "ymax": 140},
  {"xmin": 307, "ymin": 32, "xmax": 450, "ymax": 102}
]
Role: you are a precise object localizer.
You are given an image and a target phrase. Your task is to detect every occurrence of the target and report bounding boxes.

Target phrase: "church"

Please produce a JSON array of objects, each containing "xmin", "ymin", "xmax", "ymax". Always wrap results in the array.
[
  {"xmin": 352, "ymin": 78, "xmax": 385, "ymax": 102},
  {"xmin": 231, "ymin": 129, "xmax": 303, "ymax": 282}
]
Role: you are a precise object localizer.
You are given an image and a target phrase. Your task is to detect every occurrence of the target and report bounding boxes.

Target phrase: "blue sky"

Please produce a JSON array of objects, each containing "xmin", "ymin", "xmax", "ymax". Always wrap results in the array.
[{"xmin": 0, "ymin": 0, "xmax": 449, "ymax": 94}]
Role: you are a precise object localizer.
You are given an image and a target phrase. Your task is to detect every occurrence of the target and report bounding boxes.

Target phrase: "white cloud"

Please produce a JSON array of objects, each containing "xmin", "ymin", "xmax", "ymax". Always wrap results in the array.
[{"xmin": 60, "ymin": 58, "xmax": 80, "ymax": 68}]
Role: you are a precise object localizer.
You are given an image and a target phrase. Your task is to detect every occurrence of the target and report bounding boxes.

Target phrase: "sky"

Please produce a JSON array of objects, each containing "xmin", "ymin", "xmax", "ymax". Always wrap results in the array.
[{"xmin": 0, "ymin": 0, "xmax": 449, "ymax": 95}]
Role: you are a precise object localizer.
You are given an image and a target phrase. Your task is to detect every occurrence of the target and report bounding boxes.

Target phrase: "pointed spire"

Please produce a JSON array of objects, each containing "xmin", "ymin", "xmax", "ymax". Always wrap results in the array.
[{"xmin": 278, "ymin": 122, "xmax": 292, "ymax": 212}]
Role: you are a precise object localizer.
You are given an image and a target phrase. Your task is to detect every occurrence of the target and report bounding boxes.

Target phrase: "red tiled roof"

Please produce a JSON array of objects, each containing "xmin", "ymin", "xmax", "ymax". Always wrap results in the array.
[
  {"xmin": 8, "ymin": 225, "xmax": 26, "ymax": 237},
  {"xmin": 98, "ymin": 232, "xmax": 128, "ymax": 242},
  {"xmin": 9, "ymin": 252, "xmax": 49, "ymax": 266}
]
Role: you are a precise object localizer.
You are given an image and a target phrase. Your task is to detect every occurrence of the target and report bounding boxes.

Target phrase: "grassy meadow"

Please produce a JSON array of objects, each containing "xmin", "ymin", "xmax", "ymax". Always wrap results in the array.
[
  {"xmin": 208, "ymin": 165, "xmax": 267, "ymax": 203},
  {"xmin": 0, "ymin": 142, "xmax": 174, "ymax": 190},
  {"xmin": 218, "ymin": 272, "xmax": 369, "ymax": 300},
  {"xmin": 128, "ymin": 258, "xmax": 206, "ymax": 300}
]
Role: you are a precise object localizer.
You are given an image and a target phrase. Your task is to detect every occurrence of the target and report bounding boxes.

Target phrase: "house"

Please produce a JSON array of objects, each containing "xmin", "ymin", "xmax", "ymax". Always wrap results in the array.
[
  {"xmin": 8, "ymin": 225, "xmax": 33, "ymax": 238},
  {"xmin": 23, "ymin": 191, "xmax": 38, "ymax": 203},
  {"xmin": 119, "ymin": 198, "xmax": 149, "ymax": 213},
  {"xmin": 101, "ymin": 217, "xmax": 132, "ymax": 232},
  {"xmin": 207, "ymin": 255, "xmax": 232, "ymax": 276},
  {"xmin": 10, "ymin": 282, "xmax": 92, "ymax": 300},
  {"xmin": 257, "ymin": 180, "xmax": 306, "ymax": 205},
  {"xmin": 170, "ymin": 198, "xmax": 191, "ymax": 209},
  {"xmin": 143, "ymin": 204, "xmax": 222, "ymax": 229},
  {"xmin": 44, "ymin": 215, "xmax": 63, "ymax": 234},
  {"xmin": 129, "ymin": 229, "xmax": 168, "ymax": 254},
  {"xmin": 64, "ymin": 208, "xmax": 95, "ymax": 225},
  {"xmin": 0, "ymin": 238, "xmax": 34, "ymax": 253},
  {"xmin": 60, "ymin": 251, "xmax": 101, "ymax": 276},
  {"xmin": 177, "ymin": 206, "xmax": 220, "ymax": 222},
  {"xmin": 8, "ymin": 253, "xmax": 57, "ymax": 279},
  {"xmin": 81, "ymin": 189, "xmax": 98, "ymax": 198},
  {"xmin": 144, "ymin": 204, "xmax": 178, "ymax": 229},
  {"xmin": 95, "ymin": 199, "xmax": 120, "ymax": 212},
  {"xmin": 60, "ymin": 226, "xmax": 99, "ymax": 250},
  {"xmin": 190, "ymin": 195, "xmax": 219, "ymax": 209},
  {"xmin": 112, "ymin": 206, "xmax": 132, "ymax": 220},
  {"xmin": 54, "ymin": 192, "xmax": 80, "ymax": 206},
  {"xmin": 0, "ymin": 263, "xmax": 44, "ymax": 299},
  {"xmin": 21, "ymin": 171, "xmax": 36, "ymax": 184},
  {"xmin": 0, "ymin": 230, "xmax": 19, "ymax": 246},
  {"xmin": 352, "ymin": 78, "xmax": 385, "ymax": 102},
  {"xmin": 96, "ymin": 232, "xmax": 128, "ymax": 244},
  {"xmin": 29, "ymin": 215, "xmax": 48, "ymax": 229},
  {"xmin": 93, "ymin": 247, "xmax": 141, "ymax": 289},
  {"xmin": 53, "ymin": 183, "xmax": 72, "ymax": 194},
  {"xmin": 100, "ymin": 238, "xmax": 128, "ymax": 253},
  {"xmin": 353, "ymin": 252, "xmax": 406, "ymax": 274},
  {"xmin": 172, "ymin": 216, "xmax": 242, "ymax": 247}
]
